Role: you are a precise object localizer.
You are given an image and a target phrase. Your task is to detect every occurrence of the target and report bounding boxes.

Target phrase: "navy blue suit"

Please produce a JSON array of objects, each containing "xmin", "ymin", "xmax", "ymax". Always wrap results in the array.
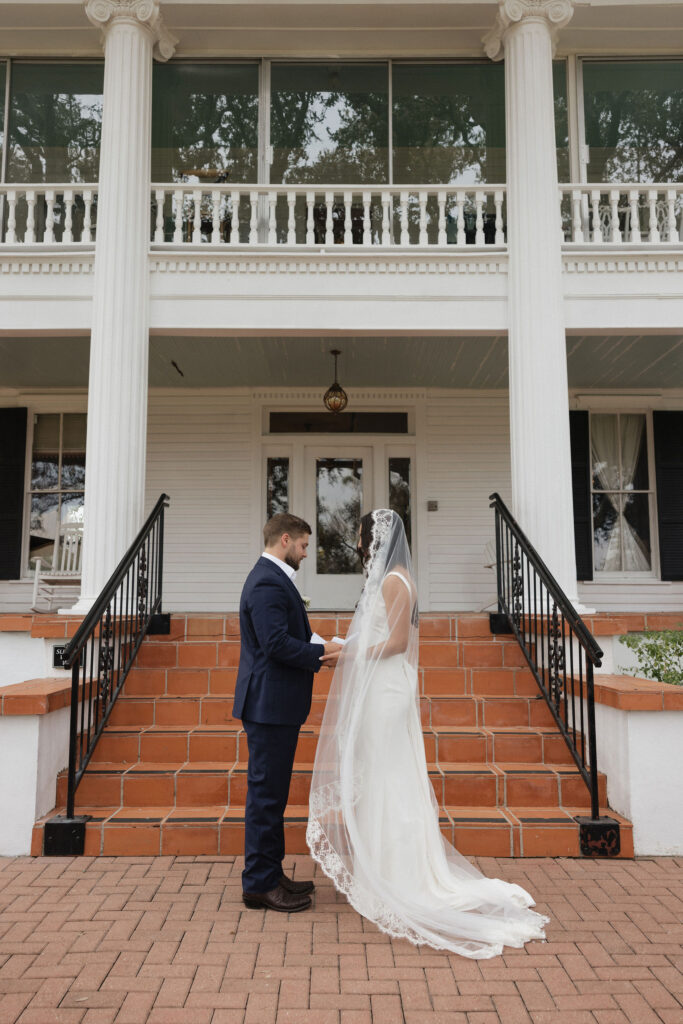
[{"xmin": 233, "ymin": 556, "xmax": 324, "ymax": 893}]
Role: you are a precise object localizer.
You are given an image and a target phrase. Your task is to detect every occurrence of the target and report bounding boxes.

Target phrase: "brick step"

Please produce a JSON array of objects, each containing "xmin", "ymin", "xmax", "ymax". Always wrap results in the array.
[
  {"xmin": 89, "ymin": 723, "xmax": 576, "ymax": 766},
  {"xmin": 58, "ymin": 759, "xmax": 606, "ymax": 810},
  {"xmin": 32, "ymin": 802, "xmax": 634, "ymax": 859},
  {"xmin": 107, "ymin": 692, "xmax": 556, "ymax": 730}
]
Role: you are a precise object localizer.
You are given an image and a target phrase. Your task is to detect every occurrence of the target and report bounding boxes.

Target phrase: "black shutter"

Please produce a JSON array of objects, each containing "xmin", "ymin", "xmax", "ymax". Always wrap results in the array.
[
  {"xmin": 0, "ymin": 408, "xmax": 28, "ymax": 580},
  {"xmin": 653, "ymin": 411, "xmax": 683, "ymax": 582},
  {"xmin": 569, "ymin": 410, "xmax": 593, "ymax": 581}
]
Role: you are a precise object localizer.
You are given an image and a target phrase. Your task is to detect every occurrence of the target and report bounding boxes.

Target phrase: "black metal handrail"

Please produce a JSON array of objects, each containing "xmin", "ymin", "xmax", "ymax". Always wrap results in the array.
[
  {"xmin": 489, "ymin": 492, "xmax": 620, "ymax": 856},
  {"xmin": 46, "ymin": 494, "xmax": 169, "ymax": 851}
]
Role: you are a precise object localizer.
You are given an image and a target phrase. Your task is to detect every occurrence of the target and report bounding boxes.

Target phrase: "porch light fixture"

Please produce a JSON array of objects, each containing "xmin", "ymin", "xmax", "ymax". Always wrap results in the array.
[{"xmin": 323, "ymin": 349, "xmax": 348, "ymax": 414}]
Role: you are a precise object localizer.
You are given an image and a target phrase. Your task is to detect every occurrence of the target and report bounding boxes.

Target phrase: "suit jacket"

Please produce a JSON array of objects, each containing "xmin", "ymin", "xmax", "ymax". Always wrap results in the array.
[{"xmin": 233, "ymin": 556, "xmax": 325, "ymax": 726}]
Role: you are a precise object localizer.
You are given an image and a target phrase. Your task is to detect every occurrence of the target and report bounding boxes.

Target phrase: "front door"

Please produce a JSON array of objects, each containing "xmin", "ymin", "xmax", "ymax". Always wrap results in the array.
[{"xmin": 300, "ymin": 446, "xmax": 373, "ymax": 610}]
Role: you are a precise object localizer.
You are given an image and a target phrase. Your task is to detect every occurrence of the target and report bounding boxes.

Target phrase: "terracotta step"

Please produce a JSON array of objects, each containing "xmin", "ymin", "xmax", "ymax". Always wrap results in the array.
[{"xmin": 32, "ymin": 802, "xmax": 634, "ymax": 859}]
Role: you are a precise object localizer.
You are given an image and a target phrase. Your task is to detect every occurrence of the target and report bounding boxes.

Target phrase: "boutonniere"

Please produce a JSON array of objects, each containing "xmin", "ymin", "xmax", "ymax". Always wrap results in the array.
[{"xmin": 302, "ymin": 595, "xmax": 311, "ymax": 609}]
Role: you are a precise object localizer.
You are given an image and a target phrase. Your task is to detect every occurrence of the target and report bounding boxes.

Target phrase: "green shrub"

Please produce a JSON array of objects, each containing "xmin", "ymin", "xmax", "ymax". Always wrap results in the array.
[{"xmin": 619, "ymin": 625, "xmax": 683, "ymax": 686}]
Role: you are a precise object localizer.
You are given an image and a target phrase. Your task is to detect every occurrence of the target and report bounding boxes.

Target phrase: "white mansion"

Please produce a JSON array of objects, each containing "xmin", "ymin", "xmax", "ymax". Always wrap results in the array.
[{"xmin": 0, "ymin": 0, "xmax": 681, "ymax": 616}]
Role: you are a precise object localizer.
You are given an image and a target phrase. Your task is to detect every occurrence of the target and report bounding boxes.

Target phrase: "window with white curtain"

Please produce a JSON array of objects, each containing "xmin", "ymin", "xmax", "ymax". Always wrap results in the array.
[{"xmin": 590, "ymin": 412, "xmax": 655, "ymax": 574}]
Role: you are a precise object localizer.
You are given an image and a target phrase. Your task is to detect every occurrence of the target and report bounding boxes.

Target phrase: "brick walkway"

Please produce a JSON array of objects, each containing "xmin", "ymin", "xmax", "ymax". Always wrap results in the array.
[{"xmin": 0, "ymin": 855, "xmax": 682, "ymax": 1024}]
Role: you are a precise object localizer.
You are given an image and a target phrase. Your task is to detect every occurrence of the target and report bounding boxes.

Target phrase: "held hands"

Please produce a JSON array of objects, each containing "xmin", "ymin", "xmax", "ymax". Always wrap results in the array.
[{"xmin": 320, "ymin": 641, "xmax": 342, "ymax": 666}]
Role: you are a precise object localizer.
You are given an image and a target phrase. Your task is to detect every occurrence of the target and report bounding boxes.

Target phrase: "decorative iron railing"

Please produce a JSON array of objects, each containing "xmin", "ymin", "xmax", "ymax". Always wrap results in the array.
[
  {"xmin": 489, "ymin": 492, "xmax": 620, "ymax": 857},
  {"xmin": 43, "ymin": 494, "xmax": 169, "ymax": 855}
]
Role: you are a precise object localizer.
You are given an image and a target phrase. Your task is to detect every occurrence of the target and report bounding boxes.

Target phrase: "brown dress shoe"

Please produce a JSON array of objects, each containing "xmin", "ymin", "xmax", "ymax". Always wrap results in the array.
[
  {"xmin": 242, "ymin": 883, "xmax": 312, "ymax": 913},
  {"xmin": 279, "ymin": 874, "xmax": 315, "ymax": 895}
]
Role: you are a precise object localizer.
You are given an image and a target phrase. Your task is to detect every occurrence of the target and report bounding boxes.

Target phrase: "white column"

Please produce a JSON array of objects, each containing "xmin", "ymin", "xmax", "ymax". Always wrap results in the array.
[
  {"xmin": 484, "ymin": 0, "xmax": 580, "ymax": 604},
  {"xmin": 71, "ymin": 0, "xmax": 176, "ymax": 613}
]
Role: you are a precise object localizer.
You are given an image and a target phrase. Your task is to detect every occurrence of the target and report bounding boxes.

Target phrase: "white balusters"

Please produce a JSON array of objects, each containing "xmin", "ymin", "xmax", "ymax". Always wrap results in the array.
[
  {"xmin": 609, "ymin": 189, "xmax": 621, "ymax": 243},
  {"xmin": 268, "ymin": 192, "xmax": 277, "ymax": 245},
  {"xmin": 343, "ymin": 191, "xmax": 353, "ymax": 246},
  {"xmin": 192, "ymin": 189, "xmax": 202, "ymax": 244},
  {"xmin": 211, "ymin": 189, "xmax": 221, "ymax": 245},
  {"xmin": 494, "ymin": 190, "xmax": 505, "ymax": 245},
  {"xmin": 437, "ymin": 191, "xmax": 447, "ymax": 246},
  {"xmin": 362, "ymin": 191, "xmax": 371, "ymax": 246},
  {"xmin": 418, "ymin": 191, "xmax": 428, "ymax": 246},
  {"xmin": 399, "ymin": 191, "xmax": 409, "ymax": 246},
  {"xmin": 154, "ymin": 188, "xmax": 165, "ymax": 242},
  {"xmin": 647, "ymin": 189, "xmax": 660, "ymax": 243},
  {"xmin": 475, "ymin": 193, "xmax": 484, "ymax": 245},
  {"xmin": 63, "ymin": 189, "xmax": 74, "ymax": 243},
  {"xmin": 5, "ymin": 190, "xmax": 17, "ymax": 243},
  {"xmin": 173, "ymin": 188, "xmax": 184, "ymax": 243},
  {"xmin": 287, "ymin": 192, "xmax": 296, "ymax": 245},
  {"xmin": 628, "ymin": 189, "xmax": 641, "ymax": 244},
  {"xmin": 381, "ymin": 192, "xmax": 391, "ymax": 245},
  {"xmin": 230, "ymin": 190, "xmax": 240, "ymax": 244},
  {"xmin": 44, "ymin": 190, "xmax": 55, "ymax": 244},
  {"xmin": 456, "ymin": 191, "xmax": 466, "ymax": 247},
  {"xmin": 590, "ymin": 190, "xmax": 602, "ymax": 244},
  {"xmin": 82, "ymin": 190, "xmax": 94, "ymax": 243},
  {"xmin": 570, "ymin": 189, "xmax": 584, "ymax": 244},
  {"xmin": 24, "ymin": 190, "xmax": 36, "ymax": 244},
  {"xmin": 324, "ymin": 191, "xmax": 334, "ymax": 245},
  {"xmin": 666, "ymin": 188, "xmax": 680, "ymax": 243},
  {"xmin": 306, "ymin": 191, "xmax": 315, "ymax": 245},
  {"xmin": 249, "ymin": 191, "xmax": 259, "ymax": 245}
]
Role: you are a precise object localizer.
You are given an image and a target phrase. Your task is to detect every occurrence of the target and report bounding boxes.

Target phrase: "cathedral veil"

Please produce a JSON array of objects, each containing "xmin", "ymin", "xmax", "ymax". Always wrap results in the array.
[{"xmin": 306, "ymin": 509, "xmax": 549, "ymax": 959}]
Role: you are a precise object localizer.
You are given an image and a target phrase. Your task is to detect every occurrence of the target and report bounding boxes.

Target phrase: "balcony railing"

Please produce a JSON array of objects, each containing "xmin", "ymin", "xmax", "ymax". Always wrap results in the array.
[
  {"xmin": 150, "ymin": 183, "xmax": 507, "ymax": 248},
  {"xmin": 560, "ymin": 183, "xmax": 682, "ymax": 245},
  {"xmin": 0, "ymin": 185, "xmax": 98, "ymax": 244}
]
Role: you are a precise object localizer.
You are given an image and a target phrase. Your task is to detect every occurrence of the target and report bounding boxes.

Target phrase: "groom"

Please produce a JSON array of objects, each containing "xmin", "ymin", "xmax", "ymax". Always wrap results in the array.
[{"xmin": 233, "ymin": 512, "xmax": 341, "ymax": 912}]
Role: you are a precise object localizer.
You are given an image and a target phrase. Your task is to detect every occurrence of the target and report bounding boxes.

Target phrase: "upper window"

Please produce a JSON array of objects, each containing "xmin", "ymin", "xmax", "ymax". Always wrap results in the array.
[
  {"xmin": 0, "ymin": 62, "xmax": 6, "ymax": 174},
  {"xmin": 151, "ymin": 63, "xmax": 259, "ymax": 183},
  {"xmin": 29, "ymin": 413, "xmax": 86, "ymax": 571},
  {"xmin": 583, "ymin": 60, "xmax": 683, "ymax": 183},
  {"xmin": 590, "ymin": 412, "xmax": 654, "ymax": 574},
  {"xmin": 7, "ymin": 63, "xmax": 103, "ymax": 183},
  {"xmin": 270, "ymin": 63, "xmax": 389, "ymax": 185}
]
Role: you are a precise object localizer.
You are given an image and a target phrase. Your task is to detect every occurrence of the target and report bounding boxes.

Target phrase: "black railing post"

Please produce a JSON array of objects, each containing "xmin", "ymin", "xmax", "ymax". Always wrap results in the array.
[{"xmin": 488, "ymin": 491, "xmax": 620, "ymax": 857}]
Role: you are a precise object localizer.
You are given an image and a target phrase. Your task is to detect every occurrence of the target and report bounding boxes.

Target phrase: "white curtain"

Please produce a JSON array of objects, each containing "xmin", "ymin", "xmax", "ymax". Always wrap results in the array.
[{"xmin": 591, "ymin": 414, "xmax": 650, "ymax": 572}]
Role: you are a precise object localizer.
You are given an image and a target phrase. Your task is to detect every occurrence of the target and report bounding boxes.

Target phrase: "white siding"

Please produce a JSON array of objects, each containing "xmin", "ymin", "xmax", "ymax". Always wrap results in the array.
[
  {"xmin": 145, "ymin": 393, "xmax": 255, "ymax": 612},
  {"xmin": 421, "ymin": 392, "xmax": 511, "ymax": 613}
]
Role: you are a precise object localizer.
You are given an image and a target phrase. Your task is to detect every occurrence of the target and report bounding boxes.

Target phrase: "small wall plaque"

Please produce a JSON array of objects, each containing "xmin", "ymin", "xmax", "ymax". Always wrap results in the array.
[{"xmin": 427, "ymin": 500, "xmax": 439, "ymax": 512}]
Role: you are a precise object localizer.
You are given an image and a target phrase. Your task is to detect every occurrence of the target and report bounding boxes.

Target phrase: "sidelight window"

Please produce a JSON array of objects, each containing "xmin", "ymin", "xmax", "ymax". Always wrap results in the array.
[{"xmin": 28, "ymin": 413, "xmax": 86, "ymax": 571}]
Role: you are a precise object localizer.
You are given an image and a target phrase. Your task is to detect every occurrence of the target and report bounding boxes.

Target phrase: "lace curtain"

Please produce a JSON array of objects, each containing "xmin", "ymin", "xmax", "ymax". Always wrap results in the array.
[{"xmin": 591, "ymin": 414, "xmax": 651, "ymax": 572}]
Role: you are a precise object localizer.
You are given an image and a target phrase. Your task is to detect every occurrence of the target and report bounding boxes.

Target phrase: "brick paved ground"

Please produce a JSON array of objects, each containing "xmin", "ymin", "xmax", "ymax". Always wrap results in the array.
[{"xmin": 0, "ymin": 855, "xmax": 682, "ymax": 1024}]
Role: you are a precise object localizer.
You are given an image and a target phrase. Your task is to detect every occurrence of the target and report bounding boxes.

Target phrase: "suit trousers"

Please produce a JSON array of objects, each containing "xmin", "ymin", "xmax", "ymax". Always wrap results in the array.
[{"xmin": 241, "ymin": 718, "xmax": 301, "ymax": 894}]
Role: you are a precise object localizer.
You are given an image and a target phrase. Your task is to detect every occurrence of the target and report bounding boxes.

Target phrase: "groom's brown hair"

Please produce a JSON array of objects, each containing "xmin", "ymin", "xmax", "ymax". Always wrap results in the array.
[{"xmin": 263, "ymin": 512, "xmax": 312, "ymax": 546}]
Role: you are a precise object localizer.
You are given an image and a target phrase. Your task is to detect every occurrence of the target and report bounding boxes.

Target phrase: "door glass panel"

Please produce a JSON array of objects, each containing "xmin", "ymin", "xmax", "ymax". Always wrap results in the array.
[
  {"xmin": 267, "ymin": 457, "xmax": 290, "ymax": 518},
  {"xmin": 316, "ymin": 457, "xmax": 363, "ymax": 574},
  {"xmin": 389, "ymin": 457, "xmax": 411, "ymax": 548},
  {"xmin": 583, "ymin": 60, "xmax": 683, "ymax": 183},
  {"xmin": 270, "ymin": 63, "xmax": 389, "ymax": 185}
]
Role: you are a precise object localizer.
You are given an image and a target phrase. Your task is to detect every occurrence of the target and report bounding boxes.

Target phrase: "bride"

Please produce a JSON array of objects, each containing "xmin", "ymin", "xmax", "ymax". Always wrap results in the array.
[{"xmin": 306, "ymin": 508, "xmax": 549, "ymax": 959}]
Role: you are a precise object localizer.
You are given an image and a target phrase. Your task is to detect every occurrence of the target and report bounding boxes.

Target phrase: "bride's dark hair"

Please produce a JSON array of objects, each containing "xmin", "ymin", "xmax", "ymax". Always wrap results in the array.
[{"xmin": 357, "ymin": 512, "xmax": 375, "ymax": 566}]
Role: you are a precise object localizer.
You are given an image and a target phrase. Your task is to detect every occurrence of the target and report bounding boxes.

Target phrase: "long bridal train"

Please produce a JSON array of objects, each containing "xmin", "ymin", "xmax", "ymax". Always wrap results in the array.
[{"xmin": 306, "ymin": 509, "xmax": 549, "ymax": 960}]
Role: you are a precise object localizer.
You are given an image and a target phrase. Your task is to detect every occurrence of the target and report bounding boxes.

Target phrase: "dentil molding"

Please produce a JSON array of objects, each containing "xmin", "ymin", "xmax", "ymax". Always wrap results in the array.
[
  {"xmin": 483, "ymin": 0, "xmax": 574, "ymax": 60},
  {"xmin": 84, "ymin": 0, "xmax": 177, "ymax": 61}
]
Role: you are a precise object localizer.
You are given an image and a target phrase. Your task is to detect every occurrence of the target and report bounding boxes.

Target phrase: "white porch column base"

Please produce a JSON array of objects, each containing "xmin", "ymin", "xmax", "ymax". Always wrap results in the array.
[
  {"xmin": 73, "ymin": 1, "xmax": 176, "ymax": 614},
  {"xmin": 485, "ymin": 0, "xmax": 580, "ymax": 606}
]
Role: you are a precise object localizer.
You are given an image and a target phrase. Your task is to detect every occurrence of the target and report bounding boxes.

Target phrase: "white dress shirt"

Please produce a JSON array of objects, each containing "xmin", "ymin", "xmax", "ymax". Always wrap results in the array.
[{"xmin": 261, "ymin": 551, "xmax": 296, "ymax": 580}]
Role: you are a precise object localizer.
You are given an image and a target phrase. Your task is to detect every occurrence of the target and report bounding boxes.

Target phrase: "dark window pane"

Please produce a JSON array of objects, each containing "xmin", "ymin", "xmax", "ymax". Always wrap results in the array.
[
  {"xmin": 33, "ymin": 413, "xmax": 60, "ymax": 449},
  {"xmin": 61, "ymin": 453, "xmax": 85, "ymax": 490},
  {"xmin": 29, "ymin": 492, "xmax": 59, "ymax": 569},
  {"xmin": 267, "ymin": 457, "xmax": 289, "ymax": 518},
  {"xmin": 31, "ymin": 454, "xmax": 59, "ymax": 491},
  {"xmin": 623, "ymin": 493, "xmax": 651, "ymax": 571},
  {"xmin": 553, "ymin": 60, "xmax": 570, "ymax": 181},
  {"xmin": 593, "ymin": 492, "xmax": 620, "ymax": 571},
  {"xmin": 152, "ymin": 63, "xmax": 259, "ymax": 183},
  {"xmin": 583, "ymin": 60, "xmax": 683, "ymax": 183},
  {"xmin": 316, "ymin": 458, "xmax": 363, "ymax": 574},
  {"xmin": 389, "ymin": 457, "xmax": 411, "ymax": 549},
  {"xmin": 392, "ymin": 63, "xmax": 505, "ymax": 185},
  {"xmin": 271, "ymin": 63, "xmax": 388, "ymax": 185},
  {"xmin": 0, "ymin": 62, "xmax": 5, "ymax": 172},
  {"xmin": 270, "ymin": 411, "xmax": 408, "ymax": 434},
  {"xmin": 62, "ymin": 413, "xmax": 87, "ymax": 449},
  {"xmin": 7, "ymin": 63, "xmax": 103, "ymax": 183}
]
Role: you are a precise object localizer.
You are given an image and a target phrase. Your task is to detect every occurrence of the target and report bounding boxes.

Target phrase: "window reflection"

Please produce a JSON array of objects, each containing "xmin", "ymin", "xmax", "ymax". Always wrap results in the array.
[
  {"xmin": 389, "ymin": 457, "xmax": 412, "ymax": 549},
  {"xmin": 29, "ymin": 413, "xmax": 86, "ymax": 570},
  {"xmin": 267, "ymin": 457, "xmax": 290, "ymax": 519},
  {"xmin": 316, "ymin": 458, "xmax": 363, "ymax": 575}
]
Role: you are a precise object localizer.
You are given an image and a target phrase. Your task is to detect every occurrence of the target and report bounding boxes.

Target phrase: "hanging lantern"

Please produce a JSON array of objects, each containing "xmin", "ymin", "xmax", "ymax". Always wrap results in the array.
[{"xmin": 323, "ymin": 348, "xmax": 348, "ymax": 414}]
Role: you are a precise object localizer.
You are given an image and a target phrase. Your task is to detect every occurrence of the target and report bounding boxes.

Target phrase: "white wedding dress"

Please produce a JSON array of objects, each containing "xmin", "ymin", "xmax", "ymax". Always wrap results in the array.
[{"xmin": 307, "ymin": 509, "xmax": 549, "ymax": 959}]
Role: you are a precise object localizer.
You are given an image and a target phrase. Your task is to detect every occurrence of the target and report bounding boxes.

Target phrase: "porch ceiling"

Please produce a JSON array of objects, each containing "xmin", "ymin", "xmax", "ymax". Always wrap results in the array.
[
  {"xmin": 0, "ymin": 333, "xmax": 682, "ymax": 391},
  {"xmin": 0, "ymin": 2, "xmax": 681, "ymax": 58}
]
